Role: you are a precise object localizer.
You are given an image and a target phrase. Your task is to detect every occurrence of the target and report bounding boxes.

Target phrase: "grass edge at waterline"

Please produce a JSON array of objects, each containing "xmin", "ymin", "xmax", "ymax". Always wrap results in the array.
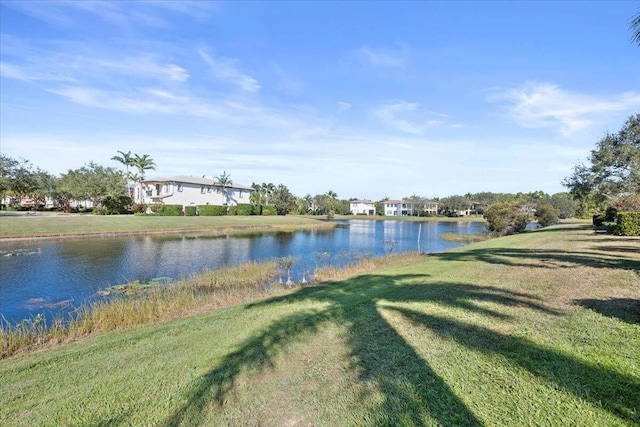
[
  {"xmin": 0, "ymin": 253, "xmax": 423, "ymax": 359},
  {"xmin": 0, "ymin": 214, "xmax": 337, "ymax": 240}
]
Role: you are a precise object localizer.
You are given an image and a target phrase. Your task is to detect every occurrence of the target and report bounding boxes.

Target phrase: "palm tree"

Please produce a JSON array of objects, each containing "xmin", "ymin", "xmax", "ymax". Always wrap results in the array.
[
  {"xmin": 131, "ymin": 154, "xmax": 156, "ymax": 181},
  {"xmin": 130, "ymin": 154, "xmax": 156, "ymax": 204},
  {"xmin": 214, "ymin": 171, "xmax": 233, "ymax": 214},
  {"xmin": 262, "ymin": 182, "xmax": 276, "ymax": 205},
  {"xmin": 631, "ymin": 10, "xmax": 640, "ymax": 46},
  {"xmin": 111, "ymin": 150, "xmax": 133, "ymax": 178},
  {"xmin": 111, "ymin": 150, "xmax": 134, "ymax": 197}
]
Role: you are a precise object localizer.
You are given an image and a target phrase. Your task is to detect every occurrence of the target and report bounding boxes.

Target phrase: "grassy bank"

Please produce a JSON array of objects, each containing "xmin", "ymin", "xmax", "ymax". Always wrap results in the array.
[
  {"xmin": 1, "ymin": 222, "xmax": 639, "ymax": 426},
  {"xmin": 0, "ymin": 214, "xmax": 335, "ymax": 240}
]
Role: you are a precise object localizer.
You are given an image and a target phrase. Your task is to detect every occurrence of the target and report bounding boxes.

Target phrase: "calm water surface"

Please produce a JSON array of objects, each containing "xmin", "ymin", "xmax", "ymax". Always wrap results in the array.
[{"xmin": 0, "ymin": 220, "xmax": 486, "ymax": 324}]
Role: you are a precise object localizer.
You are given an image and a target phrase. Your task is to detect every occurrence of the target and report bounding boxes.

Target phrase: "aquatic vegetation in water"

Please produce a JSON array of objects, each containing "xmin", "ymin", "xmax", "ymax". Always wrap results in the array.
[
  {"xmin": 1, "ymin": 248, "xmax": 41, "ymax": 257},
  {"xmin": 98, "ymin": 277, "xmax": 173, "ymax": 296}
]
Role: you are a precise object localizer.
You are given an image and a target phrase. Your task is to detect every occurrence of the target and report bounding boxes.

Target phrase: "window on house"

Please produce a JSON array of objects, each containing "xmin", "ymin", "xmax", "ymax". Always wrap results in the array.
[
  {"xmin": 207, "ymin": 186, "xmax": 212, "ymax": 193},
  {"xmin": 177, "ymin": 184, "xmax": 183, "ymax": 192},
  {"xmin": 201, "ymin": 186, "xmax": 206, "ymax": 194}
]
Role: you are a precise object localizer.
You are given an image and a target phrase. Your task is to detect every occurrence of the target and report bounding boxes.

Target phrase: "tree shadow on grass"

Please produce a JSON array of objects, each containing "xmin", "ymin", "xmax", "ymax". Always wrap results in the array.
[
  {"xmin": 388, "ymin": 305, "xmax": 640, "ymax": 424},
  {"xmin": 429, "ymin": 246, "xmax": 640, "ymax": 271},
  {"xmin": 157, "ymin": 271, "xmax": 636, "ymax": 426},
  {"xmin": 575, "ymin": 298, "xmax": 640, "ymax": 324}
]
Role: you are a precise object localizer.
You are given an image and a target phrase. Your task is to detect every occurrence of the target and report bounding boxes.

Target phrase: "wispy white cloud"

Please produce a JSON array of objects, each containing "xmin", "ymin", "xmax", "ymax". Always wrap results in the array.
[
  {"xmin": 0, "ymin": 61, "xmax": 76, "ymax": 82},
  {"xmin": 357, "ymin": 45, "xmax": 409, "ymax": 68},
  {"xmin": 45, "ymin": 85, "xmax": 297, "ymax": 129},
  {"xmin": 489, "ymin": 82, "xmax": 640, "ymax": 136},
  {"xmin": 199, "ymin": 49, "xmax": 260, "ymax": 93},
  {"xmin": 3, "ymin": 0, "xmax": 216, "ymax": 29},
  {"xmin": 372, "ymin": 101, "xmax": 446, "ymax": 134},
  {"xmin": 2, "ymin": 49, "xmax": 189, "ymax": 84}
]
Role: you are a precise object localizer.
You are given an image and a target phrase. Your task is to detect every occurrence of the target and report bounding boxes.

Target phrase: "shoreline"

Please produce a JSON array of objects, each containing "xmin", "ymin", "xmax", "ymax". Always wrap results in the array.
[{"xmin": 0, "ymin": 213, "xmax": 486, "ymax": 242}]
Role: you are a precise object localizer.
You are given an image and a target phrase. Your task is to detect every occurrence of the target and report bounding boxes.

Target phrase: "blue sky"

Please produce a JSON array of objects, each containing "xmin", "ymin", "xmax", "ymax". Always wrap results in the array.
[{"xmin": 1, "ymin": 1, "xmax": 639, "ymax": 200}]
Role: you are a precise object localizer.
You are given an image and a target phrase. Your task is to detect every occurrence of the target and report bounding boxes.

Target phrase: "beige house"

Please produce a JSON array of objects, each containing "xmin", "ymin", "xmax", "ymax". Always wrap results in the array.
[{"xmin": 135, "ymin": 176, "xmax": 253, "ymax": 208}]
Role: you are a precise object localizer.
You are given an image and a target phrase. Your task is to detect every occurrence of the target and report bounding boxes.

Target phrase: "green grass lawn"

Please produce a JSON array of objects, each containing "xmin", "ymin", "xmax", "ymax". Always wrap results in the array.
[
  {"xmin": 1, "ymin": 222, "xmax": 638, "ymax": 426},
  {"xmin": 0, "ymin": 214, "xmax": 335, "ymax": 239}
]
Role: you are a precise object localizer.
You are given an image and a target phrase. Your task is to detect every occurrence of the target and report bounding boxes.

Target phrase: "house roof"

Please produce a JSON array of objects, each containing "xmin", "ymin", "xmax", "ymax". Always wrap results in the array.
[
  {"xmin": 350, "ymin": 200, "xmax": 375, "ymax": 204},
  {"xmin": 143, "ymin": 176, "xmax": 253, "ymax": 191}
]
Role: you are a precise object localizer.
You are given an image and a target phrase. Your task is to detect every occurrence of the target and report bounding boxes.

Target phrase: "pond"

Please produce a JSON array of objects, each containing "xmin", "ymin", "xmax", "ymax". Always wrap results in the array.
[{"xmin": 0, "ymin": 220, "xmax": 487, "ymax": 324}]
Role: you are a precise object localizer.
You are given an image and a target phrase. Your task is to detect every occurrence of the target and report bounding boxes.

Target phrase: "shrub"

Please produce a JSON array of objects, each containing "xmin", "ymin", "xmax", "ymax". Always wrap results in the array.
[
  {"xmin": 198, "ymin": 205, "xmax": 227, "ymax": 216},
  {"xmin": 236, "ymin": 203, "xmax": 255, "ymax": 216},
  {"xmin": 148, "ymin": 204, "xmax": 182, "ymax": 216},
  {"xmin": 535, "ymin": 204, "xmax": 559, "ymax": 227},
  {"xmin": 484, "ymin": 202, "xmax": 532, "ymax": 235},
  {"xmin": 184, "ymin": 206, "xmax": 197, "ymax": 216},
  {"xmin": 615, "ymin": 212, "xmax": 640, "ymax": 236},
  {"xmin": 261, "ymin": 205, "xmax": 277, "ymax": 216},
  {"xmin": 159, "ymin": 204, "xmax": 182, "ymax": 216}
]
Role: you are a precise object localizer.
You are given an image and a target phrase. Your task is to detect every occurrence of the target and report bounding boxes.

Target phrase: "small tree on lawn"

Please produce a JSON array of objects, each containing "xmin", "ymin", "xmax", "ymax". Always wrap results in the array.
[
  {"xmin": 484, "ymin": 202, "xmax": 532, "ymax": 235},
  {"xmin": 535, "ymin": 204, "xmax": 559, "ymax": 228}
]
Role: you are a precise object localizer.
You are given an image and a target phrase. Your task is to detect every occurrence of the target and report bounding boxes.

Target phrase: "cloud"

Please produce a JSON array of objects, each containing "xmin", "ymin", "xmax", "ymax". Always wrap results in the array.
[
  {"xmin": 3, "ymin": 0, "xmax": 216, "ymax": 29},
  {"xmin": 1, "ymin": 49, "xmax": 189, "ymax": 84},
  {"xmin": 0, "ymin": 61, "xmax": 76, "ymax": 82},
  {"xmin": 199, "ymin": 49, "xmax": 260, "ymax": 93},
  {"xmin": 357, "ymin": 45, "xmax": 409, "ymax": 68},
  {"xmin": 372, "ymin": 101, "xmax": 445, "ymax": 134},
  {"xmin": 489, "ymin": 82, "xmax": 640, "ymax": 135}
]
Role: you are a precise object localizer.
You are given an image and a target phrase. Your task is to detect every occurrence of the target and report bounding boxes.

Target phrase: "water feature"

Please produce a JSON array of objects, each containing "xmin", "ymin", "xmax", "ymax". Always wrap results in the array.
[{"xmin": 0, "ymin": 220, "xmax": 487, "ymax": 324}]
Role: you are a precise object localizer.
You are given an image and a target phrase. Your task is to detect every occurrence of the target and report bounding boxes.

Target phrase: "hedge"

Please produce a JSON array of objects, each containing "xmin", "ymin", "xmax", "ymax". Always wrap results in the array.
[
  {"xmin": 236, "ymin": 203, "xmax": 255, "ymax": 216},
  {"xmin": 184, "ymin": 206, "xmax": 197, "ymax": 216},
  {"xmin": 197, "ymin": 205, "xmax": 227, "ymax": 216},
  {"xmin": 261, "ymin": 205, "xmax": 277, "ymax": 216},
  {"xmin": 149, "ymin": 204, "xmax": 182, "ymax": 216},
  {"xmin": 615, "ymin": 212, "xmax": 640, "ymax": 236}
]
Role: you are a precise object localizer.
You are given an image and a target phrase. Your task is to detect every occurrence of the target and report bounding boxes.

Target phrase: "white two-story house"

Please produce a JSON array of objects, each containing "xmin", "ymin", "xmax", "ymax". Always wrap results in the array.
[
  {"xmin": 349, "ymin": 200, "xmax": 376, "ymax": 215},
  {"xmin": 381, "ymin": 199, "xmax": 439, "ymax": 216},
  {"xmin": 382, "ymin": 200, "xmax": 412, "ymax": 216},
  {"xmin": 134, "ymin": 176, "xmax": 253, "ymax": 208}
]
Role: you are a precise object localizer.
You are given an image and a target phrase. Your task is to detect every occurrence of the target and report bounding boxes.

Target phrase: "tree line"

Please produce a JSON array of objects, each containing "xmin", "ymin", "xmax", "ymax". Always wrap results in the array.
[
  {"xmin": 2, "ymin": 110, "xmax": 637, "ymax": 235},
  {"xmin": 0, "ymin": 153, "xmax": 156, "ymax": 214}
]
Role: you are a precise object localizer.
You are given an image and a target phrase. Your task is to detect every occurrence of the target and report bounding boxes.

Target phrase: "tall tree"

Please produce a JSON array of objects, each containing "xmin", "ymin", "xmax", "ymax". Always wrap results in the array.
[
  {"xmin": 271, "ymin": 184, "xmax": 297, "ymax": 215},
  {"xmin": 563, "ymin": 114, "xmax": 640, "ymax": 213},
  {"xmin": 439, "ymin": 195, "xmax": 471, "ymax": 216},
  {"xmin": 0, "ymin": 155, "xmax": 19, "ymax": 207},
  {"xmin": 58, "ymin": 162, "xmax": 127, "ymax": 211}
]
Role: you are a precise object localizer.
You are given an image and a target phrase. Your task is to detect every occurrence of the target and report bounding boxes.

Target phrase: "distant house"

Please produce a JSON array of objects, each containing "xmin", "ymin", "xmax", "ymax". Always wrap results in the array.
[
  {"xmin": 134, "ymin": 176, "xmax": 253, "ymax": 207},
  {"xmin": 382, "ymin": 199, "xmax": 439, "ymax": 216},
  {"xmin": 382, "ymin": 200, "xmax": 412, "ymax": 216},
  {"xmin": 350, "ymin": 200, "xmax": 376, "ymax": 215}
]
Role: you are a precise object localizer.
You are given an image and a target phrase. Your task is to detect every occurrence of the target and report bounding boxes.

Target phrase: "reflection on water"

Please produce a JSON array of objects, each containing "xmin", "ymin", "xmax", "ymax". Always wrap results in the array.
[{"xmin": 0, "ymin": 220, "xmax": 486, "ymax": 324}]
